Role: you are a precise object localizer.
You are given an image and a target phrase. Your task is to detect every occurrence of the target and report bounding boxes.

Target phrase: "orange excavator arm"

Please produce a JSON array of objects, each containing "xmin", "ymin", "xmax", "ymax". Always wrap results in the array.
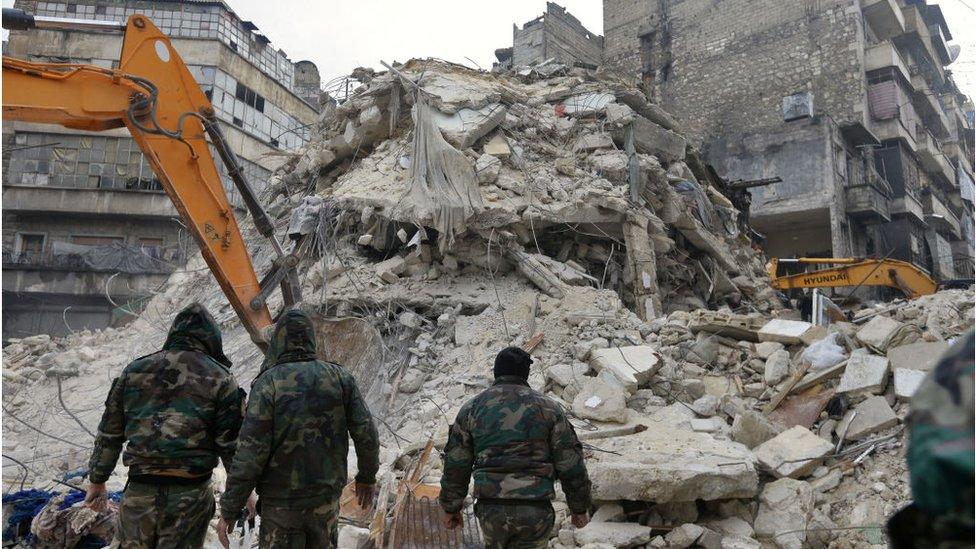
[
  {"xmin": 2, "ymin": 10, "xmax": 289, "ymax": 344},
  {"xmin": 766, "ymin": 257, "xmax": 938, "ymax": 299}
]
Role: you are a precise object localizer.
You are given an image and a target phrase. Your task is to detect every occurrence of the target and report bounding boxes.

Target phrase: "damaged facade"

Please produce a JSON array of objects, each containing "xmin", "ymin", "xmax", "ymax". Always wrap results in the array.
[
  {"xmin": 495, "ymin": 2, "xmax": 604, "ymax": 71},
  {"xmin": 604, "ymin": 0, "xmax": 976, "ymax": 281},
  {"xmin": 1, "ymin": 0, "xmax": 320, "ymax": 340}
]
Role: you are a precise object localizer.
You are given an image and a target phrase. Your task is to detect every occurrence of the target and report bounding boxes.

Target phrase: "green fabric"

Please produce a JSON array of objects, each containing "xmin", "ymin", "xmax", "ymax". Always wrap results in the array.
[
  {"xmin": 440, "ymin": 376, "xmax": 592, "ymax": 514},
  {"xmin": 88, "ymin": 304, "xmax": 245, "ymax": 484},
  {"xmin": 162, "ymin": 303, "xmax": 231, "ymax": 367},
  {"xmin": 221, "ymin": 310, "xmax": 379, "ymax": 522}
]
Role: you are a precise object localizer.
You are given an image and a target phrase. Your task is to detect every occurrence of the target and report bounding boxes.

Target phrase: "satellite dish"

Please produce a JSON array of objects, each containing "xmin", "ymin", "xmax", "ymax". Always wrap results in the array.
[{"xmin": 948, "ymin": 44, "xmax": 961, "ymax": 64}]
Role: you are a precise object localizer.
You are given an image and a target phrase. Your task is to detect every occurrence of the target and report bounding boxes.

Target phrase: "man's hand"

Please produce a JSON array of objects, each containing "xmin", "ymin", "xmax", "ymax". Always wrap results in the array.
[
  {"xmin": 443, "ymin": 510, "xmax": 463, "ymax": 530},
  {"xmin": 216, "ymin": 516, "xmax": 233, "ymax": 549},
  {"xmin": 354, "ymin": 482, "xmax": 375, "ymax": 509},
  {"xmin": 245, "ymin": 491, "xmax": 257, "ymax": 519},
  {"xmin": 571, "ymin": 512, "xmax": 589, "ymax": 529},
  {"xmin": 84, "ymin": 482, "xmax": 107, "ymax": 512}
]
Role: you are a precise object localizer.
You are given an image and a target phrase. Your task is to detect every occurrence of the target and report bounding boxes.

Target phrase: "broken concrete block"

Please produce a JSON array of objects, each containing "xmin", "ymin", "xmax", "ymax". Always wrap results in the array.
[
  {"xmin": 753, "ymin": 478, "xmax": 814, "ymax": 549},
  {"xmin": 483, "ymin": 133, "xmax": 511, "ymax": 157},
  {"xmin": 856, "ymin": 315, "xmax": 921, "ymax": 352},
  {"xmin": 705, "ymin": 517, "xmax": 754, "ymax": 539},
  {"xmin": 893, "ymin": 368, "xmax": 926, "ymax": 400},
  {"xmin": 575, "ymin": 521, "xmax": 652, "ymax": 547},
  {"xmin": 587, "ymin": 427, "xmax": 758, "ymax": 502},
  {"xmin": 563, "ymin": 92, "xmax": 615, "ymax": 117},
  {"xmin": 546, "ymin": 363, "xmax": 588, "ymax": 388},
  {"xmin": 838, "ymin": 395, "xmax": 898, "ymax": 440},
  {"xmin": 835, "ymin": 353, "xmax": 889, "ymax": 395},
  {"xmin": 648, "ymin": 403, "xmax": 697, "ymax": 431},
  {"xmin": 553, "ymin": 157, "xmax": 576, "ymax": 176},
  {"xmin": 664, "ymin": 523, "xmax": 704, "ymax": 549},
  {"xmin": 690, "ymin": 394, "xmax": 720, "ymax": 417},
  {"xmin": 588, "ymin": 345, "xmax": 661, "ymax": 393},
  {"xmin": 590, "ymin": 502, "xmax": 625, "ymax": 523},
  {"xmin": 755, "ymin": 426, "xmax": 833, "ymax": 479},
  {"xmin": 687, "ymin": 310, "xmax": 766, "ymax": 342},
  {"xmin": 604, "ymin": 102, "xmax": 635, "ymax": 125},
  {"xmin": 755, "ymin": 341, "xmax": 785, "ymax": 360},
  {"xmin": 337, "ymin": 525, "xmax": 371, "ymax": 548},
  {"xmin": 698, "ymin": 528, "xmax": 724, "ymax": 549},
  {"xmin": 730, "ymin": 409, "xmax": 783, "ymax": 449},
  {"xmin": 615, "ymin": 116, "xmax": 687, "ymax": 163},
  {"xmin": 356, "ymin": 234, "xmax": 374, "ymax": 246},
  {"xmin": 378, "ymin": 271, "xmax": 399, "ymax": 284},
  {"xmin": 475, "ymin": 153, "xmax": 501, "ymax": 184},
  {"xmin": 573, "ymin": 132, "xmax": 614, "ymax": 153},
  {"xmin": 432, "ymin": 104, "xmax": 508, "ymax": 149},
  {"xmin": 692, "ymin": 417, "xmax": 728, "ymax": 434},
  {"xmin": 764, "ymin": 349, "xmax": 791, "ymax": 386},
  {"xmin": 758, "ymin": 319, "xmax": 815, "ymax": 345},
  {"xmin": 886, "ymin": 341, "xmax": 949, "ymax": 372},
  {"xmin": 572, "ymin": 378, "xmax": 628, "ymax": 423},
  {"xmin": 720, "ymin": 536, "xmax": 761, "ymax": 549}
]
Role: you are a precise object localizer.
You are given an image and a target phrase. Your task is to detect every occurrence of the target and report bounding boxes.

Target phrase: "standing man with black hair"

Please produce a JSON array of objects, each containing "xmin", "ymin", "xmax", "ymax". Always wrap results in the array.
[{"xmin": 439, "ymin": 347, "xmax": 592, "ymax": 548}]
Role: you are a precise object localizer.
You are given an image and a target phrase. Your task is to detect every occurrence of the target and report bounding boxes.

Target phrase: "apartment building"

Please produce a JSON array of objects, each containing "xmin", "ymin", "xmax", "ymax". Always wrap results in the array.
[
  {"xmin": 604, "ymin": 0, "xmax": 975, "ymax": 284},
  {"xmin": 2, "ymin": 0, "xmax": 320, "ymax": 339}
]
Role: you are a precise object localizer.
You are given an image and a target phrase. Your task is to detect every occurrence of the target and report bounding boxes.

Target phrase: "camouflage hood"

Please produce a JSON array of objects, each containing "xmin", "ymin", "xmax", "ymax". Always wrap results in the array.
[
  {"xmin": 161, "ymin": 303, "xmax": 231, "ymax": 368},
  {"xmin": 260, "ymin": 309, "xmax": 318, "ymax": 371}
]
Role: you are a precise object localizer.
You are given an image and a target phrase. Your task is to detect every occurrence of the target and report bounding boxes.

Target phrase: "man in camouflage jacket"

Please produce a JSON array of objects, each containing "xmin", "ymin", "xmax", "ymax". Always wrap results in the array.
[
  {"xmin": 440, "ymin": 347, "xmax": 592, "ymax": 548},
  {"xmin": 84, "ymin": 303, "xmax": 246, "ymax": 548},
  {"xmin": 219, "ymin": 309, "xmax": 380, "ymax": 548},
  {"xmin": 887, "ymin": 329, "xmax": 974, "ymax": 548}
]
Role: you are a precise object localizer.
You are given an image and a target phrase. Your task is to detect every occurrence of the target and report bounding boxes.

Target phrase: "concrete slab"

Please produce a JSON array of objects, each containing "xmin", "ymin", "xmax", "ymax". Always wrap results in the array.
[
  {"xmin": 756, "ymin": 341, "xmax": 785, "ymax": 360},
  {"xmin": 758, "ymin": 319, "xmax": 815, "ymax": 345},
  {"xmin": 836, "ymin": 353, "xmax": 889, "ymax": 395},
  {"xmin": 856, "ymin": 315, "xmax": 920, "ymax": 352},
  {"xmin": 893, "ymin": 368, "xmax": 927, "ymax": 400},
  {"xmin": 588, "ymin": 345, "xmax": 661, "ymax": 393},
  {"xmin": 838, "ymin": 396, "xmax": 898, "ymax": 440},
  {"xmin": 755, "ymin": 426, "xmax": 833, "ymax": 479},
  {"xmin": 572, "ymin": 378, "xmax": 628, "ymax": 423},
  {"xmin": 886, "ymin": 341, "xmax": 950, "ymax": 372},
  {"xmin": 575, "ymin": 521, "xmax": 652, "ymax": 547},
  {"xmin": 587, "ymin": 427, "xmax": 758, "ymax": 502},
  {"xmin": 432, "ymin": 104, "xmax": 508, "ymax": 149}
]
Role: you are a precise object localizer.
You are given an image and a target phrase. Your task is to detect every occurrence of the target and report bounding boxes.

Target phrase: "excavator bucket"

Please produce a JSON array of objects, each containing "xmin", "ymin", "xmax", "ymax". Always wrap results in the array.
[{"xmin": 310, "ymin": 315, "xmax": 387, "ymax": 406}]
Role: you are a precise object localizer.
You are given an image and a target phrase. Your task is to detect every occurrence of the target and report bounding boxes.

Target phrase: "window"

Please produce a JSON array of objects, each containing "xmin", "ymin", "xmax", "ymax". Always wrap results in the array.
[
  {"xmin": 16, "ymin": 234, "xmax": 46, "ymax": 256},
  {"xmin": 66, "ymin": 4, "xmax": 76, "ymax": 13},
  {"xmin": 70, "ymin": 235, "xmax": 124, "ymax": 247},
  {"xmin": 95, "ymin": 5, "xmax": 105, "ymax": 15}
]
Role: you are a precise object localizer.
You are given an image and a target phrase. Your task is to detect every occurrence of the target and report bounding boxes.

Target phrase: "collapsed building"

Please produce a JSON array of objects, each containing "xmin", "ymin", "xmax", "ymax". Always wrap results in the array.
[{"xmin": 2, "ymin": 58, "xmax": 975, "ymax": 548}]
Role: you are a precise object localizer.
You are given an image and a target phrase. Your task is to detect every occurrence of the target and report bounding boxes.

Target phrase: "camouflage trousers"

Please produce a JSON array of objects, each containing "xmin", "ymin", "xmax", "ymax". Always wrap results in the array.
[
  {"xmin": 474, "ymin": 499, "xmax": 554, "ymax": 549},
  {"xmin": 257, "ymin": 499, "xmax": 339, "ymax": 549},
  {"xmin": 116, "ymin": 479, "xmax": 214, "ymax": 549}
]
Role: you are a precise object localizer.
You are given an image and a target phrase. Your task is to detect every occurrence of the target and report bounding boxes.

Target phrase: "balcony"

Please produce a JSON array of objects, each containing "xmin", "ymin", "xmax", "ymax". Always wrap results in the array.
[
  {"xmin": 2, "ymin": 185, "xmax": 177, "ymax": 218},
  {"xmin": 862, "ymin": 0, "xmax": 905, "ymax": 40},
  {"xmin": 864, "ymin": 42, "xmax": 911, "ymax": 82},
  {"xmin": 916, "ymin": 129, "xmax": 955, "ymax": 184},
  {"xmin": 895, "ymin": 5, "xmax": 945, "ymax": 84},
  {"xmin": 845, "ymin": 164, "xmax": 893, "ymax": 223},
  {"xmin": 927, "ymin": 24, "xmax": 951, "ymax": 65},
  {"xmin": 922, "ymin": 188, "xmax": 962, "ymax": 239},
  {"xmin": 891, "ymin": 193, "xmax": 926, "ymax": 224},
  {"xmin": 910, "ymin": 74, "xmax": 952, "ymax": 139}
]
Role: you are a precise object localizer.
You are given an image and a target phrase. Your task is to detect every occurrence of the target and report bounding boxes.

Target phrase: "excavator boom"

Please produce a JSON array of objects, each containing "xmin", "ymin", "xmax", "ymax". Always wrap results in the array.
[
  {"xmin": 2, "ymin": 12, "xmax": 274, "ymax": 342},
  {"xmin": 767, "ymin": 257, "xmax": 938, "ymax": 299}
]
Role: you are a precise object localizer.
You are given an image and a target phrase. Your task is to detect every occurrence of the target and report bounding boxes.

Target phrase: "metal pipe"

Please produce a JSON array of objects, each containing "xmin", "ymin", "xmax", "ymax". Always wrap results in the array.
[{"xmin": 2, "ymin": 8, "xmax": 125, "ymax": 32}]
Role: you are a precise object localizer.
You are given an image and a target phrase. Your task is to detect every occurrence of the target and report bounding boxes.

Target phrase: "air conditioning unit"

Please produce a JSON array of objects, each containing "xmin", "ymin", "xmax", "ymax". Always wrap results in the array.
[{"xmin": 783, "ymin": 92, "xmax": 814, "ymax": 121}]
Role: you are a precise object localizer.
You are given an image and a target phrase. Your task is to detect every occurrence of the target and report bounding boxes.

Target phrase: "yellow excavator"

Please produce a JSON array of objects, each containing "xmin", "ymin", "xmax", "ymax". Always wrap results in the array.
[
  {"xmin": 767, "ymin": 257, "xmax": 939, "ymax": 299},
  {"xmin": 1, "ymin": 9, "xmax": 381, "ymax": 375}
]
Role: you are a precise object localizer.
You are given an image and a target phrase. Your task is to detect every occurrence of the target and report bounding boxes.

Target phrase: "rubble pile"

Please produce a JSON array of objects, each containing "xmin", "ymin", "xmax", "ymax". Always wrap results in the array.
[{"xmin": 3, "ymin": 59, "xmax": 975, "ymax": 548}]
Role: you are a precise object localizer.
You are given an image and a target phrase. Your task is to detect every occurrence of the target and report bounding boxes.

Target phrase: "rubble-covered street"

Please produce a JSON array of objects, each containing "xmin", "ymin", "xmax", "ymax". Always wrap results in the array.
[{"xmin": 3, "ymin": 59, "xmax": 975, "ymax": 549}]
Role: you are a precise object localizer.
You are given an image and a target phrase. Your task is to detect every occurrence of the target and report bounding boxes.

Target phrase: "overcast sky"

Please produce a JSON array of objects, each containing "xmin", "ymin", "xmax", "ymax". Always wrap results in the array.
[{"xmin": 2, "ymin": 0, "xmax": 974, "ymax": 99}]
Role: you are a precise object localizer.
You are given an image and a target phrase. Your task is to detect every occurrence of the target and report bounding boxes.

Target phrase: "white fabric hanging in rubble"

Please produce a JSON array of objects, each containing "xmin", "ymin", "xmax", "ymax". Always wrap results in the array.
[{"xmin": 398, "ymin": 95, "xmax": 483, "ymax": 251}]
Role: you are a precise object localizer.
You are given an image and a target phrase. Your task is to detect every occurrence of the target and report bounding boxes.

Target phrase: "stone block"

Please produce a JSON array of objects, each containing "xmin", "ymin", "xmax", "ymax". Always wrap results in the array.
[
  {"xmin": 755, "ymin": 426, "xmax": 833, "ymax": 479},
  {"xmin": 838, "ymin": 395, "xmax": 898, "ymax": 440},
  {"xmin": 573, "ymin": 132, "xmax": 614, "ymax": 152},
  {"xmin": 758, "ymin": 319, "xmax": 815, "ymax": 345},
  {"xmin": 856, "ymin": 316, "xmax": 921, "ymax": 352},
  {"xmin": 475, "ymin": 153, "xmax": 501, "ymax": 184},
  {"xmin": 572, "ymin": 378, "xmax": 628, "ymax": 423},
  {"xmin": 664, "ymin": 523, "xmax": 704, "ymax": 548},
  {"xmin": 432, "ymin": 104, "xmax": 508, "ymax": 149},
  {"xmin": 893, "ymin": 368, "xmax": 926, "ymax": 400},
  {"xmin": 590, "ymin": 502, "xmax": 625, "ymax": 523},
  {"xmin": 587, "ymin": 427, "xmax": 758, "ymax": 502},
  {"xmin": 886, "ymin": 341, "xmax": 950, "ymax": 372},
  {"xmin": 835, "ymin": 353, "xmax": 889, "ymax": 395},
  {"xmin": 546, "ymin": 363, "xmax": 588, "ymax": 388},
  {"xmin": 483, "ymin": 133, "xmax": 511, "ymax": 157},
  {"xmin": 753, "ymin": 478, "xmax": 814, "ymax": 549},
  {"xmin": 763, "ymin": 349, "xmax": 791, "ymax": 386},
  {"xmin": 616, "ymin": 116, "xmax": 687, "ymax": 163},
  {"xmin": 588, "ymin": 345, "xmax": 661, "ymax": 393},
  {"xmin": 575, "ymin": 521, "xmax": 652, "ymax": 547},
  {"xmin": 755, "ymin": 341, "xmax": 785, "ymax": 360},
  {"xmin": 730, "ymin": 410, "xmax": 783, "ymax": 449}
]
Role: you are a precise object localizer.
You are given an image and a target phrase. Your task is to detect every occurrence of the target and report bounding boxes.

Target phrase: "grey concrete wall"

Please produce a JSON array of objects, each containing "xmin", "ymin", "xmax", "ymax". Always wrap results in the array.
[
  {"xmin": 513, "ymin": 2, "xmax": 603, "ymax": 67},
  {"xmin": 605, "ymin": 0, "xmax": 869, "ymax": 145}
]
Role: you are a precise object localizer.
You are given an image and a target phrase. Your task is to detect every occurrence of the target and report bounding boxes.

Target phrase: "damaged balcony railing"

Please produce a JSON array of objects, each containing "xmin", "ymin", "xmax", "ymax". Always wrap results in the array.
[
  {"xmin": 845, "ymin": 163, "xmax": 893, "ymax": 223},
  {"xmin": 2, "ymin": 243, "xmax": 181, "ymax": 274}
]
